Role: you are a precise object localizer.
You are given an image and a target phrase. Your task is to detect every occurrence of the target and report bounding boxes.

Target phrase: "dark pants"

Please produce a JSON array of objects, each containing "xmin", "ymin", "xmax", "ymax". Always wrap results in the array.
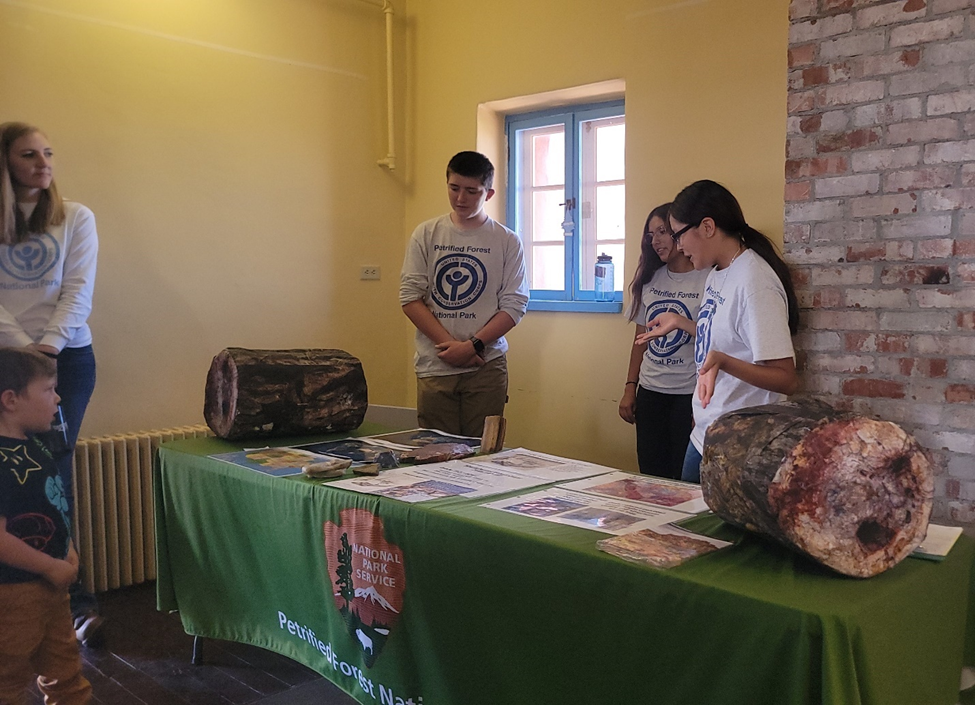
[
  {"xmin": 53, "ymin": 346, "xmax": 98, "ymax": 617},
  {"xmin": 634, "ymin": 386, "xmax": 693, "ymax": 480}
]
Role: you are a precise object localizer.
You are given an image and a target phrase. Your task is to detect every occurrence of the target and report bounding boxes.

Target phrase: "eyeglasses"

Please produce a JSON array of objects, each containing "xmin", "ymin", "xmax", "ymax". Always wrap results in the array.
[
  {"xmin": 646, "ymin": 226, "xmax": 670, "ymax": 240},
  {"xmin": 671, "ymin": 221, "xmax": 700, "ymax": 243}
]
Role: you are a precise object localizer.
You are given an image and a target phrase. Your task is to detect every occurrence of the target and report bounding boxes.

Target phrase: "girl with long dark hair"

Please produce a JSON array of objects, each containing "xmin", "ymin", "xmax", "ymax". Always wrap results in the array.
[
  {"xmin": 620, "ymin": 203, "xmax": 709, "ymax": 479},
  {"xmin": 638, "ymin": 180, "xmax": 799, "ymax": 482}
]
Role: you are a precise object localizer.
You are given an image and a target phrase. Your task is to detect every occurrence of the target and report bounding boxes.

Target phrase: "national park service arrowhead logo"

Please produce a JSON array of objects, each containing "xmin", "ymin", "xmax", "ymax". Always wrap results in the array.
[{"xmin": 323, "ymin": 509, "xmax": 405, "ymax": 667}]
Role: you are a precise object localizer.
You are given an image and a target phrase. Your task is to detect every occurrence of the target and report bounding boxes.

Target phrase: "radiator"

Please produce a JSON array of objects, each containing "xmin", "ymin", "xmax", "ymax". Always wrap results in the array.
[{"xmin": 72, "ymin": 425, "xmax": 212, "ymax": 594}]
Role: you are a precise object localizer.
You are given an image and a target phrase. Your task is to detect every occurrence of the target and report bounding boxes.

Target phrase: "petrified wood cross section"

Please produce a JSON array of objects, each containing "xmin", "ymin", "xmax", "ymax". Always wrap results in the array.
[{"xmin": 701, "ymin": 399, "xmax": 932, "ymax": 578}]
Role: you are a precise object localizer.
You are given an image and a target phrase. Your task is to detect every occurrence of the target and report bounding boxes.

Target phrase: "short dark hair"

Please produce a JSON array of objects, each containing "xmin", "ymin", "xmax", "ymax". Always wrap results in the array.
[
  {"xmin": 0, "ymin": 347, "xmax": 56, "ymax": 396},
  {"xmin": 446, "ymin": 151, "xmax": 494, "ymax": 189}
]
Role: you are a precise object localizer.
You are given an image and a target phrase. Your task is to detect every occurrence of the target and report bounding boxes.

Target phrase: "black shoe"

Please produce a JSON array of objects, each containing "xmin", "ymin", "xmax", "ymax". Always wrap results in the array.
[{"xmin": 74, "ymin": 611, "xmax": 105, "ymax": 647}]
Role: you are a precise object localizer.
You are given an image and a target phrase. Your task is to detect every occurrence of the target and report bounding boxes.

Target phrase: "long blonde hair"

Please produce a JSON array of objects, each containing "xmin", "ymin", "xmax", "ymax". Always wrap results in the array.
[{"xmin": 0, "ymin": 122, "xmax": 65, "ymax": 245}]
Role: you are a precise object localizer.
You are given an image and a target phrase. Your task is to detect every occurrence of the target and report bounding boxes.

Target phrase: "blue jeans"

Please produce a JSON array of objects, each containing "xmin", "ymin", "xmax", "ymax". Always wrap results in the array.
[
  {"xmin": 53, "ymin": 345, "xmax": 98, "ymax": 616},
  {"xmin": 680, "ymin": 441, "xmax": 703, "ymax": 484}
]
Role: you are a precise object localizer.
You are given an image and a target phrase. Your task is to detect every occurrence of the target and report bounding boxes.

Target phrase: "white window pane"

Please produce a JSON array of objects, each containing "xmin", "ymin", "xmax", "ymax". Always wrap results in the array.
[
  {"xmin": 532, "ymin": 131, "xmax": 565, "ymax": 187},
  {"xmin": 595, "ymin": 123, "xmax": 625, "ymax": 182},
  {"xmin": 595, "ymin": 184, "xmax": 625, "ymax": 242},
  {"xmin": 532, "ymin": 189, "xmax": 566, "ymax": 242},
  {"xmin": 532, "ymin": 245, "xmax": 564, "ymax": 290}
]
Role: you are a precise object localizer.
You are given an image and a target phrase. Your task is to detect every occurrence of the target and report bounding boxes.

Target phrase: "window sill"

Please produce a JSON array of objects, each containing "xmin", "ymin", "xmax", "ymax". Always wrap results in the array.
[{"xmin": 527, "ymin": 300, "xmax": 623, "ymax": 313}]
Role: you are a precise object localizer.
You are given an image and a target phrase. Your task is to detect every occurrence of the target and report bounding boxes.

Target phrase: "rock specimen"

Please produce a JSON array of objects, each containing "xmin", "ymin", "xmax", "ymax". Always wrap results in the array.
[
  {"xmin": 302, "ymin": 458, "xmax": 352, "ymax": 478},
  {"xmin": 701, "ymin": 399, "xmax": 933, "ymax": 578},
  {"xmin": 400, "ymin": 443, "xmax": 475, "ymax": 464},
  {"xmin": 204, "ymin": 348, "xmax": 367, "ymax": 440},
  {"xmin": 480, "ymin": 415, "xmax": 506, "ymax": 454}
]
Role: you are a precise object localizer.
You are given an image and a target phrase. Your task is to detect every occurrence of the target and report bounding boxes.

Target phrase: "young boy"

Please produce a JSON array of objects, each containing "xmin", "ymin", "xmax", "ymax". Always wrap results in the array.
[
  {"xmin": 400, "ymin": 151, "xmax": 529, "ymax": 436},
  {"xmin": 0, "ymin": 348, "xmax": 92, "ymax": 705}
]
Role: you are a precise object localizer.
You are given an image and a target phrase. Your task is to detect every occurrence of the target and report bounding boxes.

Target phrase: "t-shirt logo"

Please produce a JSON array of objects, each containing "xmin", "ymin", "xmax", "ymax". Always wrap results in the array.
[
  {"xmin": 645, "ymin": 299, "xmax": 693, "ymax": 357},
  {"xmin": 432, "ymin": 254, "xmax": 486, "ymax": 310},
  {"xmin": 0, "ymin": 234, "xmax": 60, "ymax": 281},
  {"xmin": 695, "ymin": 296, "xmax": 716, "ymax": 369}
]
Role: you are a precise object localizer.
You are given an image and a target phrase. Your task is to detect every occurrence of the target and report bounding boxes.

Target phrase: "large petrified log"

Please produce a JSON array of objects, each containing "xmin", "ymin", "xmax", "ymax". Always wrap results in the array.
[
  {"xmin": 701, "ymin": 399, "xmax": 932, "ymax": 578},
  {"xmin": 204, "ymin": 348, "xmax": 367, "ymax": 440}
]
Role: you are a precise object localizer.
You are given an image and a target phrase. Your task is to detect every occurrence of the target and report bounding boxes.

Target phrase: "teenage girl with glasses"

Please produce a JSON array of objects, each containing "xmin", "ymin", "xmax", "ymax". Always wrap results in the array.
[
  {"xmin": 620, "ymin": 203, "xmax": 709, "ymax": 479},
  {"xmin": 637, "ymin": 180, "xmax": 799, "ymax": 483}
]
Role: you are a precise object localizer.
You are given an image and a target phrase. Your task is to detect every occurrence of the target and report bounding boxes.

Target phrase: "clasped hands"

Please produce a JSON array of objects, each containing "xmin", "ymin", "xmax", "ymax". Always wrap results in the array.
[{"xmin": 435, "ymin": 338, "xmax": 484, "ymax": 368}]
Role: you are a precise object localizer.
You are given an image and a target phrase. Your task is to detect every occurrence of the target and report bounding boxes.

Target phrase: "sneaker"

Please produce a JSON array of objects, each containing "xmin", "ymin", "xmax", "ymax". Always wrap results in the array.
[{"xmin": 74, "ymin": 611, "xmax": 105, "ymax": 647}]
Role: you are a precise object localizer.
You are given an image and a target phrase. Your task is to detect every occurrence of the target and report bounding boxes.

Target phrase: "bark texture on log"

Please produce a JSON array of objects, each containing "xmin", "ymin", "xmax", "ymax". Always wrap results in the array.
[
  {"xmin": 204, "ymin": 348, "xmax": 368, "ymax": 440},
  {"xmin": 701, "ymin": 399, "xmax": 932, "ymax": 578}
]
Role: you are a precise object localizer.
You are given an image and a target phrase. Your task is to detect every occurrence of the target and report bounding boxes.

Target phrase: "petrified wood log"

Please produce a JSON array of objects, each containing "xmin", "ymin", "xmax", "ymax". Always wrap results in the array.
[
  {"xmin": 701, "ymin": 399, "xmax": 932, "ymax": 578},
  {"xmin": 204, "ymin": 348, "xmax": 367, "ymax": 440}
]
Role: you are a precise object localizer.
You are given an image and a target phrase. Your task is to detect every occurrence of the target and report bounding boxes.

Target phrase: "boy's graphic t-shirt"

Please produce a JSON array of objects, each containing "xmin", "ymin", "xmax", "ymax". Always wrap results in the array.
[
  {"xmin": 0, "ymin": 435, "xmax": 71, "ymax": 584},
  {"xmin": 689, "ymin": 249, "xmax": 795, "ymax": 452},
  {"xmin": 400, "ymin": 214, "xmax": 529, "ymax": 377},
  {"xmin": 635, "ymin": 266, "xmax": 711, "ymax": 394}
]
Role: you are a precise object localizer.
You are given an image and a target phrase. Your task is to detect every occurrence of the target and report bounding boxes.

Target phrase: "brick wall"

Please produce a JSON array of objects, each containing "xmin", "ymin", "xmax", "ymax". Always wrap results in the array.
[{"xmin": 785, "ymin": 0, "xmax": 975, "ymax": 525}]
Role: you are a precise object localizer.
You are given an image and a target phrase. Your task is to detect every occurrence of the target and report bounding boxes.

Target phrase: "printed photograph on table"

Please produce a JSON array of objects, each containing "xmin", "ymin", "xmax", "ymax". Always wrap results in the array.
[
  {"xmin": 561, "ymin": 506, "xmax": 641, "ymax": 532},
  {"xmin": 466, "ymin": 448, "xmax": 615, "ymax": 481},
  {"xmin": 366, "ymin": 428, "xmax": 481, "ymax": 449},
  {"xmin": 597, "ymin": 524, "xmax": 732, "ymax": 568},
  {"xmin": 210, "ymin": 447, "xmax": 337, "ymax": 477},
  {"xmin": 482, "ymin": 487, "xmax": 692, "ymax": 535},
  {"xmin": 562, "ymin": 472, "xmax": 708, "ymax": 514},
  {"xmin": 501, "ymin": 495, "xmax": 587, "ymax": 518},
  {"xmin": 293, "ymin": 438, "xmax": 407, "ymax": 463},
  {"xmin": 377, "ymin": 480, "xmax": 476, "ymax": 500}
]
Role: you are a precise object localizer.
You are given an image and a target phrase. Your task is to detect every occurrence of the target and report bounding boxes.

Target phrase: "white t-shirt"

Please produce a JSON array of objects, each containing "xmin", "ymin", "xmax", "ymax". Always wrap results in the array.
[
  {"xmin": 690, "ymin": 249, "xmax": 795, "ymax": 452},
  {"xmin": 0, "ymin": 201, "xmax": 98, "ymax": 351},
  {"xmin": 399, "ymin": 214, "xmax": 529, "ymax": 377},
  {"xmin": 635, "ymin": 265, "xmax": 710, "ymax": 394}
]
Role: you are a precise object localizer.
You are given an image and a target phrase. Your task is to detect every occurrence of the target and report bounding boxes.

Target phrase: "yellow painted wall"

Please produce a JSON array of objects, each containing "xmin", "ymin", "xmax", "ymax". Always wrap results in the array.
[
  {"xmin": 0, "ymin": 0, "xmax": 409, "ymax": 436},
  {"xmin": 404, "ymin": 0, "xmax": 788, "ymax": 470},
  {"xmin": 2, "ymin": 0, "xmax": 787, "ymax": 468}
]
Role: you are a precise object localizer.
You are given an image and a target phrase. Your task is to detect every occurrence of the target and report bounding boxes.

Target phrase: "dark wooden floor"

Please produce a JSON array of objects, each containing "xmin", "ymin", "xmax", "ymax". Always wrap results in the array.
[{"xmin": 26, "ymin": 582, "xmax": 358, "ymax": 705}]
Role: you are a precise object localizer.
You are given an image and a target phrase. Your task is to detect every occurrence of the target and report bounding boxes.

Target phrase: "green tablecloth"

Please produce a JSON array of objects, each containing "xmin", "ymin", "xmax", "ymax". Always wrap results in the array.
[{"xmin": 155, "ymin": 431, "xmax": 975, "ymax": 705}]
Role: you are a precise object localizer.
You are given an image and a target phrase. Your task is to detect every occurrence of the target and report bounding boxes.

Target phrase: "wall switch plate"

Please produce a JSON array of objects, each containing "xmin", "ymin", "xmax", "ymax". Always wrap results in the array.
[{"xmin": 360, "ymin": 266, "xmax": 381, "ymax": 280}]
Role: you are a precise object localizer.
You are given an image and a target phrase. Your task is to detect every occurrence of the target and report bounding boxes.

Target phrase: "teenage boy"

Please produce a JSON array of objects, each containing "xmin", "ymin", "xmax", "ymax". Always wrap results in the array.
[
  {"xmin": 0, "ymin": 348, "xmax": 92, "ymax": 705},
  {"xmin": 400, "ymin": 151, "xmax": 529, "ymax": 436}
]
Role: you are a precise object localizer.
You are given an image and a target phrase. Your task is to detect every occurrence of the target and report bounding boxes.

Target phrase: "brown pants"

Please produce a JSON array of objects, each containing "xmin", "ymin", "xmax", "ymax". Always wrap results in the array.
[
  {"xmin": 417, "ymin": 355, "xmax": 508, "ymax": 437},
  {"xmin": 0, "ymin": 581, "xmax": 91, "ymax": 705}
]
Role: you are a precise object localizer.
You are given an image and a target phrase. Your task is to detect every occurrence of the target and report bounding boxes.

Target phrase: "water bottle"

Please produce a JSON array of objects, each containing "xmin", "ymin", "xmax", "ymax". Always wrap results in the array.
[
  {"xmin": 595, "ymin": 253, "xmax": 615, "ymax": 302},
  {"xmin": 38, "ymin": 405, "xmax": 71, "ymax": 458}
]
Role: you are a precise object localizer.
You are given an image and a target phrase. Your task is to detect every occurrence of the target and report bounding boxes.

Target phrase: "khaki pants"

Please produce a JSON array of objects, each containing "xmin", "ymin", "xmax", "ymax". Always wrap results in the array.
[
  {"xmin": 0, "ymin": 581, "xmax": 91, "ymax": 705},
  {"xmin": 417, "ymin": 355, "xmax": 508, "ymax": 437}
]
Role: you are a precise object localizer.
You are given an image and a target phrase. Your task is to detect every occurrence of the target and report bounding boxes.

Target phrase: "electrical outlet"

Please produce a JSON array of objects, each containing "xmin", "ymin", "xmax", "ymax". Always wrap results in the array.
[{"xmin": 360, "ymin": 266, "xmax": 381, "ymax": 280}]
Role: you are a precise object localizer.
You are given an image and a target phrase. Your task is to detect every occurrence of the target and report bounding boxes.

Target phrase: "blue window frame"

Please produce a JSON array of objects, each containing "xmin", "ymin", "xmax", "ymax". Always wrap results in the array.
[{"xmin": 506, "ymin": 100, "xmax": 625, "ymax": 312}]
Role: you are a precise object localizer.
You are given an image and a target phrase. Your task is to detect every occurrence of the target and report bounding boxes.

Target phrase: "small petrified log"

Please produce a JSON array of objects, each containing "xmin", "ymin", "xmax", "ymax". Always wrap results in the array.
[
  {"xmin": 400, "ymin": 443, "xmax": 475, "ymax": 464},
  {"xmin": 701, "ymin": 399, "xmax": 932, "ymax": 578},
  {"xmin": 204, "ymin": 348, "xmax": 367, "ymax": 440}
]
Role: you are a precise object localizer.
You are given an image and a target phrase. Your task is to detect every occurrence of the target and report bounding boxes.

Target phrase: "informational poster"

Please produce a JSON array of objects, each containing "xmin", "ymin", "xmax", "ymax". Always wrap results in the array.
[
  {"xmin": 292, "ymin": 438, "xmax": 409, "ymax": 464},
  {"xmin": 210, "ymin": 447, "xmax": 336, "ymax": 477},
  {"xmin": 327, "ymin": 460, "xmax": 551, "ymax": 503},
  {"xmin": 480, "ymin": 488, "xmax": 690, "ymax": 535},
  {"xmin": 464, "ymin": 448, "xmax": 615, "ymax": 482},
  {"xmin": 366, "ymin": 428, "xmax": 481, "ymax": 449},
  {"xmin": 560, "ymin": 472, "xmax": 708, "ymax": 514}
]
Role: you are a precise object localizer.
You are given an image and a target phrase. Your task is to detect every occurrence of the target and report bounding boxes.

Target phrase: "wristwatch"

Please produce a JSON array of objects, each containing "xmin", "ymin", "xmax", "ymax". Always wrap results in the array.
[{"xmin": 469, "ymin": 336, "xmax": 485, "ymax": 355}]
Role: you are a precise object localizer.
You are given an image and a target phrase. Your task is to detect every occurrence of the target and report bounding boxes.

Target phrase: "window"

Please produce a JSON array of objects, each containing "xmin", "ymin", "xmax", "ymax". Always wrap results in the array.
[{"xmin": 506, "ymin": 100, "xmax": 625, "ymax": 312}]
